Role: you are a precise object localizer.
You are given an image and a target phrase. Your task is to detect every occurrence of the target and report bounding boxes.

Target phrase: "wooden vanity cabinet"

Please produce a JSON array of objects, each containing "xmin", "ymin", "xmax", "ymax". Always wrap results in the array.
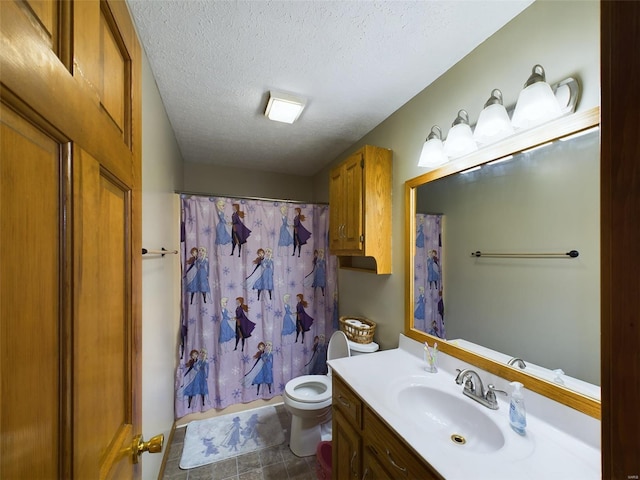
[
  {"xmin": 329, "ymin": 145, "xmax": 392, "ymax": 274},
  {"xmin": 332, "ymin": 374, "xmax": 444, "ymax": 480}
]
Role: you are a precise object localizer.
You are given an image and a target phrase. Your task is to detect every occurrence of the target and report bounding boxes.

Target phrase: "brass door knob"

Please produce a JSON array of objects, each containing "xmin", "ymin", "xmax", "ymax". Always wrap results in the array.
[{"xmin": 131, "ymin": 434, "xmax": 164, "ymax": 463}]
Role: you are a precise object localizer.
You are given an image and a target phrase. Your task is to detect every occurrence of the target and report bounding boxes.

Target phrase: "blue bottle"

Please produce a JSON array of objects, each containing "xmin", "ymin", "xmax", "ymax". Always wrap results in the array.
[{"xmin": 509, "ymin": 381, "xmax": 527, "ymax": 435}]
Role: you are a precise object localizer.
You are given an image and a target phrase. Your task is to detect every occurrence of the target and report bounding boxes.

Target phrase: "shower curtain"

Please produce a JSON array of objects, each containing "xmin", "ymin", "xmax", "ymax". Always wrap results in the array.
[
  {"xmin": 175, "ymin": 195, "xmax": 338, "ymax": 418},
  {"xmin": 414, "ymin": 213, "xmax": 445, "ymax": 339}
]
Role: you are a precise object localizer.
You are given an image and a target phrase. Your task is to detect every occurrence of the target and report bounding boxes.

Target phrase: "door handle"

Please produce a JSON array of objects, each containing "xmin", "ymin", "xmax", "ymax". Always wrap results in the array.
[{"xmin": 130, "ymin": 433, "xmax": 164, "ymax": 463}]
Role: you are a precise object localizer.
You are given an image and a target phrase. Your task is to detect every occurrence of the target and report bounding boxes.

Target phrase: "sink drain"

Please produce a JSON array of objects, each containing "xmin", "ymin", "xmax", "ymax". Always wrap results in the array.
[{"xmin": 450, "ymin": 434, "xmax": 467, "ymax": 445}]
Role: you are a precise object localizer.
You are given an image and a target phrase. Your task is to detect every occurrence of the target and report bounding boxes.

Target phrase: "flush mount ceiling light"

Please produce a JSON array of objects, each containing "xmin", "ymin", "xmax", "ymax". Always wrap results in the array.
[{"xmin": 265, "ymin": 91, "xmax": 306, "ymax": 124}]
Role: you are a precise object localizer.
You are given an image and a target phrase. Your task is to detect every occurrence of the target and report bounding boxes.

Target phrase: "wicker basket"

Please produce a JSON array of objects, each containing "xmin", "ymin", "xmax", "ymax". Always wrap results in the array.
[{"xmin": 339, "ymin": 316, "xmax": 376, "ymax": 344}]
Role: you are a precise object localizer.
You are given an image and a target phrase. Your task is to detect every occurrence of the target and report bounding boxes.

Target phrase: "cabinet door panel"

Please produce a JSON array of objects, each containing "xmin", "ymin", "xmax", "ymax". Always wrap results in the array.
[
  {"xmin": 332, "ymin": 409, "xmax": 361, "ymax": 480},
  {"xmin": 342, "ymin": 153, "xmax": 363, "ymax": 251}
]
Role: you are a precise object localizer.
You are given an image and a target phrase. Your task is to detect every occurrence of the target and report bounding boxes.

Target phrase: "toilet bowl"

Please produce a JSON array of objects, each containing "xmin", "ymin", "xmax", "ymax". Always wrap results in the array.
[{"xmin": 283, "ymin": 331, "xmax": 379, "ymax": 456}]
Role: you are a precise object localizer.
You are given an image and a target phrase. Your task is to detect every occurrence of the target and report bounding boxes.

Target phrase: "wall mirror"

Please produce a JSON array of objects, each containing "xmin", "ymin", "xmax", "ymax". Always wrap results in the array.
[{"xmin": 405, "ymin": 107, "xmax": 601, "ymax": 418}]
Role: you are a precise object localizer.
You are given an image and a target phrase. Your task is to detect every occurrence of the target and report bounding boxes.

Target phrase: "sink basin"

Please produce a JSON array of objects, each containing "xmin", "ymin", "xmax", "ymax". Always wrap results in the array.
[{"xmin": 394, "ymin": 384, "xmax": 506, "ymax": 454}]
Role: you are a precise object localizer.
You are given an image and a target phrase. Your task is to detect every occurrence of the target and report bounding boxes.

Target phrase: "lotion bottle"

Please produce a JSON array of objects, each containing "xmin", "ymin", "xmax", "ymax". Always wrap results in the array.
[{"xmin": 509, "ymin": 381, "xmax": 527, "ymax": 435}]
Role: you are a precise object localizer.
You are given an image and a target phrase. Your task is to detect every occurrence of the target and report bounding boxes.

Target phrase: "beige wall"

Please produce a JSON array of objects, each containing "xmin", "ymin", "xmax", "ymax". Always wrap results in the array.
[
  {"xmin": 183, "ymin": 162, "xmax": 316, "ymax": 202},
  {"xmin": 312, "ymin": 0, "xmax": 600, "ymax": 349},
  {"xmin": 140, "ymin": 51, "xmax": 184, "ymax": 480}
]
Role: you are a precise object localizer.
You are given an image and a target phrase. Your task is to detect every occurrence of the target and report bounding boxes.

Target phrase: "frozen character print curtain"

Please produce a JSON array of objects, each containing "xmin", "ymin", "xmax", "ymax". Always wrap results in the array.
[
  {"xmin": 414, "ymin": 214, "xmax": 445, "ymax": 339},
  {"xmin": 176, "ymin": 195, "xmax": 338, "ymax": 417}
]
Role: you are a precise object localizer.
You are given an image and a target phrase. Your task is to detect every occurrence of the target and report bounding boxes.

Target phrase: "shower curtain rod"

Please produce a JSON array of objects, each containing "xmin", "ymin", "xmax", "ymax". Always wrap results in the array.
[{"xmin": 175, "ymin": 190, "xmax": 328, "ymax": 206}]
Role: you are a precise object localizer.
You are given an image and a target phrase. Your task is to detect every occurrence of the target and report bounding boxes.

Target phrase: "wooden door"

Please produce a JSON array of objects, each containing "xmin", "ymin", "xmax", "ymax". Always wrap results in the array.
[{"xmin": 0, "ymin": 1, "xmax": 145, "ymax": 478}]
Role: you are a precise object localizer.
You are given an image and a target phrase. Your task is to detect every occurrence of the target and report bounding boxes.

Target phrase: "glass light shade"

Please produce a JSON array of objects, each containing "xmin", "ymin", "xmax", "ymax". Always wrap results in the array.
[
  {"xmin": 511, "ymin": 65, "xmax": 562, "ymax": 131},
  {"xmin": 444, "ymin": 122, "xmax": 478, "ymax": 158},
  {"xmin": 473, "ymin": 103, "xmax": 514, "ymax": 145},
  {"xmin": 417, "ymin": 126, "xmax": 448, "ymax": 167},
  {"xmin": 417, "ymin": 138, "xmax": 448, "ymax": 167}
]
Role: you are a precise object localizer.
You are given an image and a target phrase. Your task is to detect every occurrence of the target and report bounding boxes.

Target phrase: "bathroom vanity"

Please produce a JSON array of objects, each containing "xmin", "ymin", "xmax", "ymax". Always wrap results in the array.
[
  {"xmin": 329, "ymin": 335, "xmax": 600, "ymax": 480},
  {"xmin": 333, "ymin": 374, "xmax": 442, "ymax": 479}
]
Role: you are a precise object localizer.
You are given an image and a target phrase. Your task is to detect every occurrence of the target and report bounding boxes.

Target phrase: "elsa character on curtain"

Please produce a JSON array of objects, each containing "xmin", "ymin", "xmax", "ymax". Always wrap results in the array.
[
  {"xmin": 414, "ymin": 286, "xmax": 426, "ymax": 332},
  {"xmin": 306, "ymin": 334, "xmax": 328, "ymax": 375},
  {"xmin": 215, "ymin": 199, "xmax": 232, "ymax": 247},
  {"xmin": 292, "ymin": 207, "xmax": 311, "ymax": 257},
  {"xmin": 234, "ymin": 297, "xmax": 255, "ymax": 351},
  {"xmin": 278, "ymin": 204, "xmax": 293, "ymax": 256},
  {"xmin": 427, "ymin": 249, "xmax": 440, "ymax": 289},
  {"xmin": 183, "ymin": 348, "xmax": 209, "ymax": 408},
  {"xmin": 243, "ymin": 341, "xmax": 274, "ymax": 395},
  {"xmin": 295, "ymin": 293, "xmax": 314, "ymax": 344},
  {"xmin": 186, "ymin": 247, "xmax": 211, "ymax": 304},
  {"xmin": 219, "ymin": 297, "xmax": 235, "ymax": 350},
  {"xmin": 281, "ymin": 293, "xmax": 296, "ymax": 339},
  {"xmin": 416, "ymin": 216, "xmax": 425, "ymax": 248},
  {"xmin": 230, "ymin": 203, "xmax": 251, "ymax": 257}
]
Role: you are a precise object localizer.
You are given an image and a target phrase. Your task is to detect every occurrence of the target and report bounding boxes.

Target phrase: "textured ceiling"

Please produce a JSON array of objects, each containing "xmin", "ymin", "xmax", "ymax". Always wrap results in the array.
[{"xmin": 127, "ymin": 0, "xmax": 533, "ymax": 176}]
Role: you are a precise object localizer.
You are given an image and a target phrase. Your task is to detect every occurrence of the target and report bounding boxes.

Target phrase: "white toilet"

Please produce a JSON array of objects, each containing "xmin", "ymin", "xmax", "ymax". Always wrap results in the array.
[{"xmin": 283, "ymin": 330, "xmax": 379, "ymax": 457}]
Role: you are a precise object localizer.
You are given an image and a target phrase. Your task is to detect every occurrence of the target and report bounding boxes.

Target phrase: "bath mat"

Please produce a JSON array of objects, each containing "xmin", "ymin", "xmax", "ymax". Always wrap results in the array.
[{"xmin": 179, "ymin": 405, "xmax": 286, "ymax": 470}]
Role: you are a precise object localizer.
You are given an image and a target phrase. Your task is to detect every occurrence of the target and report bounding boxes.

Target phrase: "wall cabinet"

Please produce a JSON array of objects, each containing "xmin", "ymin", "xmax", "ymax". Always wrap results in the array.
[
  {"xmin": 332, "ymin": 375, "xmax": 443, "ymax": 480},
  {"xmin": 329, "ymin": 145, "xmax": 392, "ymax": 274}
]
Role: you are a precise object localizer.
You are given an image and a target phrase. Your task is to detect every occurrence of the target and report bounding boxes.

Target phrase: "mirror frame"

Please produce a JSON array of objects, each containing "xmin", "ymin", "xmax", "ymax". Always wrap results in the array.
[{"xmin": 404, "ymin": 106, "xmax": 601, "ymax": 419}]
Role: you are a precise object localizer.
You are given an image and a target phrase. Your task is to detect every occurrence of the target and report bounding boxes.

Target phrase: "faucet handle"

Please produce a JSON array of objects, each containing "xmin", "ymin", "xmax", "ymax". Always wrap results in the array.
[{"xmin": 486, "ymin": 384, "xmax": 508, "ymax": 408}]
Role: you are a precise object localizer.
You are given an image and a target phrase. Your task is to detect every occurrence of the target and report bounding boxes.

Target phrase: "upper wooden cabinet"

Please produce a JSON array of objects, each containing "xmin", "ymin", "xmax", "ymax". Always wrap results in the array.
[{"xmin": 329, "ymin": 145, "xmax": 392, "ymax": 274}]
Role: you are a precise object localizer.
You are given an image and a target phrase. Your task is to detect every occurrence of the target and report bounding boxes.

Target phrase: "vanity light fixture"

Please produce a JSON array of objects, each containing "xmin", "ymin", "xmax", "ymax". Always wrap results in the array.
[
  {"xmin": 511, "ymin": 65, "xmax": 563, "ymax": 131},
  {"xmin": 417, "ymin": 126, "xmax": 449, "ymax": 167},
  {"xmin": 473, "ymin": 89, "xmax": 514, "ymax": 145},
  {"xmin": 265, "ymin": 91, "xmax": 306, "ymax": 124},
  {"xmin": 444, "ymin": 109, "xmax": 478, "ymax": 158}
]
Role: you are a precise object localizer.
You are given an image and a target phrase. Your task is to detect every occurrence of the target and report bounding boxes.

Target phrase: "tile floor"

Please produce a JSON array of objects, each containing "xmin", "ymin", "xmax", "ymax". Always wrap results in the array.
[{"xmin": 161, "ymin": 404, "xmax": 319, "ymax": 480}]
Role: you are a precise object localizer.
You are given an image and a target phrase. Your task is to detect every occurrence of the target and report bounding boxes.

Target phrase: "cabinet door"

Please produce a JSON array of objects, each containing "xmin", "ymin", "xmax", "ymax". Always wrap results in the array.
[
  {"xmin": 332, "ymin": 409, "xmax": 362, "ymax": 480},
  {"xmin": 341, "ymin": 151, "xmax": 364, "ymax": 252},
  {"xmin": 362, "ymin": 446, "xmax": 394, "ymax": 480},
  {"xmin": 329, "ymin": 151, "xmax": 364, "ymax": 254},
  {"xmin": 329, "ymin": 165, "xmax": 344, "ymax": 252}
]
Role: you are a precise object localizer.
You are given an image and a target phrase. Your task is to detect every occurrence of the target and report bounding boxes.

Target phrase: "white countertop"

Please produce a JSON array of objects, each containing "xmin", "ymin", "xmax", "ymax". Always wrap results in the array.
[{"xmin": 328, "ymin": 335, "xmax": 600, "ymax": 480}]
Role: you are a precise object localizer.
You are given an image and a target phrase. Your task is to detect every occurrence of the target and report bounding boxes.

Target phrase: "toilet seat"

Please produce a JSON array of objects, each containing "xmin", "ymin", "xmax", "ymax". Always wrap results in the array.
[{"xmin": 285, "ymin": 375, "xmax": 331, "ymax": 403}]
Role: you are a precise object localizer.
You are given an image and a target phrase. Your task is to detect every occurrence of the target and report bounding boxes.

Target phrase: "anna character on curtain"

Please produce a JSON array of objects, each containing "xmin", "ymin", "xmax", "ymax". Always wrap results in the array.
[
  {"xmin": 243, "ymin": 341, "xmax": 274, "ymax": 395},
  {"xmin": 234, "ymin": 297, "xmax": 255, "ymax": 351},
  {"xmin": 306, "ymin": 334, "xmax": 328, "ymax": 375},
  {"xmin": 292, "ymin": 207, "xmax": 311, "ymax": 257},
  {"xmin": 183, "ymin": 348, "xmax": 209, "ymax": 408},
  {"xmin": 248, "ymin": 248, "xmax": 274, "ymax": 300},
  {"xmin": 295, "ymin": 293, "xmax": 314, "ymax": 344},
  {"xmin": 184, "ymin": 247, "xmax": 198, "ymax": 287},
  {"xmin": 231, "ymin": 203, "xmax": 251, "ymax": 257},
  {"xmin": 186, "ymin": 246, "xmax": 211, "ymax": 304}
]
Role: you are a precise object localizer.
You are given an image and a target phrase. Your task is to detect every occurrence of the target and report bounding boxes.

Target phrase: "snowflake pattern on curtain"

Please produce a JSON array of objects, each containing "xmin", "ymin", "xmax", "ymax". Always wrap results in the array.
[
  {"xmin": 414, "ymin": 213, "xmax": 445, "ymax": 339},
  {"xmin": 175, "ymin": 195, "xmax": 338, "ymax": 418}
]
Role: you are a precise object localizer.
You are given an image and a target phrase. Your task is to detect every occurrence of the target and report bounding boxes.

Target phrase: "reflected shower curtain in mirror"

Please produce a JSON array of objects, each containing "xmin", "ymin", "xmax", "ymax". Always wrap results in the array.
[
  {"xmin": 175, "ymin": 195, "xmax": 338, "ymax": 418},
  {"xmin": 414, "ymin": 214, "xmax": 445, "ymax": 339}
]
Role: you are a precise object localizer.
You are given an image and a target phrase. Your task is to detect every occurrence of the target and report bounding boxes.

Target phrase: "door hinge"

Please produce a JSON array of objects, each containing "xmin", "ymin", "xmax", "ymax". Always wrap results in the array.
[
  {"xmin": 360, "ymin": 158, "xmax": 364, "ymax": 168},
  {"xmin": 360, "ymin": 234, "xmax": 364, "ymax": 243}
]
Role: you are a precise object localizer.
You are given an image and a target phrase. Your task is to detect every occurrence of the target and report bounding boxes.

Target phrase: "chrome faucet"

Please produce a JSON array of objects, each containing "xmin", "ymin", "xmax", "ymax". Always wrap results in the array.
[
  {"xmin": 508, "ymin": 357, "xmax": 527, "ymax": 369},
  {"xmin": 455, "ymin": 369, "xmax": 507, "ymax": 410}
]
